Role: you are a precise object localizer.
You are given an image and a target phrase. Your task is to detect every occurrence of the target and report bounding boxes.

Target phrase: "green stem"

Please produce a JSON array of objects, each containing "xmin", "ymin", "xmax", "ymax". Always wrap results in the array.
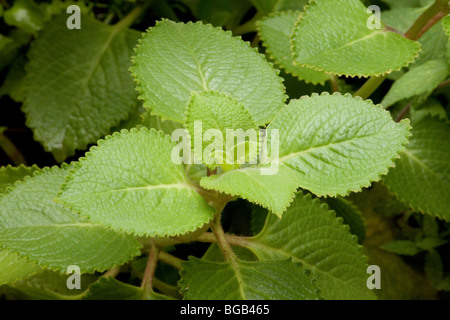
[
  {"xmin": 0, "ymin": 128, "xmax": 27, "ymax": 166},
  {"xmin": 115, "ymin": 3, "xmax": 150, "ymax": 29},
  {"xmin": 153, "ymin": 278, "xmax": 182, "ymax": 299},
  {"xmin": 102, "ymin": 266, "xmax": 121, "ymax": 278},
  {"xmin": 329, "ymin": 75, "xmax": 339, "ymax": 93},
  {"xmin": 355, "ymin": 0, "xmax": 450, "ymax": 100},
  {"xmin": 196, "ymin": 232, "xmax": 251, "ymax": 248},
  {"xmin": 141, "ymin": 244, "xmax": 160, "ymax": 298},
  {"xmin": 353, "ymin": 75, "xmax": 386, "ymax": 100},
  {"xmin": 232, "ymin": 13, "xmax": 264, "ymax": 35},
  {"xmin": 158, "ymin": 251, "xmax": 184, "ymax": 270},
  {"xmin": 404, "ymin": 0, "xmax": 450, "ymax": 40}
]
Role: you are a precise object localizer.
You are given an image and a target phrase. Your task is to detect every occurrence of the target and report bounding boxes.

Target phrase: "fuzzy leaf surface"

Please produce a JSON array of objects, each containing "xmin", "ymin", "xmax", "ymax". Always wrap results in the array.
[
  {"xmin": 0, "ymin": 166, "xmax": 142, "ymax": 273},
  {"xmin": 267, "ymin": 93, "xmax": 410, "ymax": 196},
  {"xmin": 292, "ymin": 0, "xmax": 421, "ymax": 77},
  {"xmin": 383, "ymin": 117, "xmax": 450, "ymax": 220},
  {"xmin": 257, "ymin": 11, "xmax": 329, "ymax": 84},
  {"xmin": 131, "ymin": 19, "xmax": 286, "ymax": 125},
  {"xmin": 59, "ymin": 129, "xmax": 215, "ymax": 237},
  {"xmin": 179, "ymin": 257, "xmax": 321, "ymax": 300},
  {"xmin": 23, "ymin": 13, "xmax": 140, "ymax": 161},
  {"xmin": 247, "ymin": 192, "xmax": 376, "ymax": 300}
]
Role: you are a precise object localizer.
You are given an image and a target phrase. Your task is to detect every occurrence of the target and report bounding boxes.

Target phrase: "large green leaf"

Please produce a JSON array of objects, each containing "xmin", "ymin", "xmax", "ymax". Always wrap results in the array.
[
  {"xmin": 23, "ymin": 13, "xmax": 140, "ymax": 161},
  {"xmin": 131, "ymin": 19, "xmax": 286, "ymax": 125},
  {"xmin": 257, "ymin": 11, "xmax": 330, "ymax": 84},
  {"xmin": 381, "ymin": 59, "xmax": 448, "ymax": 108},
  {"xmin": 383, "ymin": 117, "xmax": 450, "ymax": 220},
  {"xmin": 0, "ymin": 166, "xmax": 142, "ymax": 273},
  {"xmin": 179, "ymin": 256, "xmax": 321, "ymax": 300},
  {"xmin": 247, "ymin": 192, "xmax": 376, "ymax": 300},
  {"xmin": 291, "ymin": 0, "xmax": 421, "ymax": 77},
  {"xmin": 200, "ymin": 165, "xmax": 300, "ymax": 216},
  {"xmin": 58, "ymin": 128, "xmax": 215, "ymax": 237},
  {"xmin": 267, "ymin": 93, "xmax": 410, "ymax": 196}
]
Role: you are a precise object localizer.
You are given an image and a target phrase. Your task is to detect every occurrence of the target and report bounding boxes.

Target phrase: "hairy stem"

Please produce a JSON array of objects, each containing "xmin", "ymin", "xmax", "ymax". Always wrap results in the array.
[
  {"xmin": 355, "ymin": 0, "xmax": 450, "ymax": 100},
  {"xmin": 197, "ymin": 232, "xmax": 251, "ymax": 248},
  {"xmin": 141, "ymin": 243, "xmax": 160, "ymax": 297},
  {"xmin": 102, "ymin": 266, "xmax": 121, "ymax": 278},
  {"xmin": 158, "ymin": 251, "xmax": 184, "ymax": 270}
]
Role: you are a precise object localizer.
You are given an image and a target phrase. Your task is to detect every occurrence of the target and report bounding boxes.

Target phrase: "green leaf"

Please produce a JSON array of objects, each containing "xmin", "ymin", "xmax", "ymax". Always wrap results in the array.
[
  {"xmin": 380, "ymin": 240, "xmax": 420, "ymax": 256},
  {"xmin": 0, "ymin": 164, "xmax": 38, "ymax": 193},
  {"xmin": 247, "ymin": 192, "xmax": 376, "ymax": 300},
  {"xmin": 83, "ymin": 277, "xmax": 171, "ymax": 300},
  {"xmin": 291, "ymin": 0, "xmax": 421, "ymax": 77},
  {"xmin": 382, "ymin": 60, "xmax": 448, "ymax": 107},
  {"xmin": 257, "ymin": 11, "xmax": 330, "ymax": 84},
  {"xmin": 382, "ymin": 7, "xmax": 426, "ymax": 34},
  {"xmin": 3, "ymin": 0, "xmax": 44, "ymax": 35},
  {"xmin": 131, "ymin": 19, "xmax": 286, "ymax": 125},
  {"xmin": 141, "ymin": 112, "xmax": 184, "ymax": 136},
  {"xmin": 185, "ymin": 91, "xmax": 258, "ymax": 168},
  {"xmin": 0, "ymin": 250, "xmax": 41, "ymax": 286},
  {"xmin": 416, "ymin": 237, "xmax": 447, "ymax": 251},
  {"xmin": 179, "ymin": 257, "xmax": 321, "ymax": 300},
  {"xmin": 200, "ymin": 165, "xmax": 300, "ymax": 216},
  {"xmin": 443, "ymin": 15, "xmax": 450, "ymax": 37},
  {"xmin": 0, "ymin": 54, "xmax": 27, "ymax": 102},
  {"xmin": 381, "ymin": 0, "xmax": 433, "ymax": 9},
  {"xmin": 0, "ymin": 165, "xmax": 142, "ymax": 273},
  {"xmin": 324, "ymin": 197, "xmax": 366, "ymax": 244},
  {"xmin": 58, "ymin": 128, "xmax": 215, "ymax": 237},
  {"xmin": 268, "ymin": 93, "xmax": 411, "ymax": 196},
  {"xmin": 23, "ymin": 13, "xmax": 140, "ymax": 162},
  {"xmin": 383, "ymin": 117, "xmax": 450, "ymax": 220},
  {"xmin": 250, "ymin": 0, "xmax": 309, "ymax": 15}
]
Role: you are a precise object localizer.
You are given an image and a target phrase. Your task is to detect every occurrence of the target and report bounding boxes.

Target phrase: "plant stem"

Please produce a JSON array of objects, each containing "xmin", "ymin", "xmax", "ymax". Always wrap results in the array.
[
  {"xmin": 158, "ymin": 251, "xmax": 184, "ymax": 270},
  {"xmin": 115, "ymin": 2, "xmax": 150, "ymax": 29},
  {"xmin": 404, "ymin": 0, "xmax": 450, "ymax": 41},
  {"xmin": 329, "ymin": 76, "xmax": 339, "ymax": 93},
  {"xmin": 197, "ymin": 232, "xmax": 251, "ymax": 248},
  {"xmin": 353, "ymin": 75, "xmax": 386, "ymax": 100},
  {"xmin": 141, "ymin": 243, "xmax": 160, "ymax": 297},
  {"xmin": 355, "ymin": 0, "xmax": 450, "ymax": 100},
  {"xmin": 153, "ymin": 278, "xmax": 181, "ymax": 299},
  {"xmin": 0, "ymin": 128, "xmax": 27, "ymax": 166},
  {"xmin": 232, "ymin": 13, "xmax": 263, "ymax": 35},
  {"xmin": 102, "ymin": 266, "xmax": 121, "ymax": 278},
  {"xmin": 395, "ymin": 103, "xmax": 412, "ymax": 122},
  {"xmin": 434, "ymin": 78, "xmax": 450, "ymax": 91}
]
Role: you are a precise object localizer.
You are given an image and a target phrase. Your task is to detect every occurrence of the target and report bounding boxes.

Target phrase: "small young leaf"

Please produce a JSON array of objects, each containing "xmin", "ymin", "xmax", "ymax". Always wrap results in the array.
[
  {"xmin": 291, "ymin": 0, "xmax": 421, "ymax": 77},
  {"xmin": 257, "ymin": 11, "xmax": 330, "ymax": 84},
  {"xmin": 59, "ymin": 128, "xmax": 215, "ymax": 237},
  {"xmin": 131, "ymin": 19, "xmax": 286, "ymax": 125},
  {"xmin": 200, "ymin": 165, "xmax": 300, "ymax": 216},
  {"xmin": 248, "ymin": 192, "xmax": 376, "ymax": 300},
  {"xmin": 185, "ymin": 91, "xmax": 258, "ymax": 168},
  {"xmin": 179, "ymin": 257, "xmax": 321, "ymax": 300},
  {"xmin": 268, "ymin": 93, "xmax": 410, "ymax": 196},
  {"xmin": 0, "ymin": 166, "xmax": 142, "ymax": 273},
  {"xmin": 383, "ymin": 117, "xmax": 450, "ymax": 220},
  {"xmin": 382, "ymin": 59, "xmax": 448, "ymax": 107},
  {"xmin": 380, "ymin": 240, "xmax": 420, "ymax": 256},
  {"xmin": 416, "ymin": 237, "xmax": 447, "ymax": 251},
  {"xmin": 24, "ymin": 13, "xmax": 141, "ymax": 161}
]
